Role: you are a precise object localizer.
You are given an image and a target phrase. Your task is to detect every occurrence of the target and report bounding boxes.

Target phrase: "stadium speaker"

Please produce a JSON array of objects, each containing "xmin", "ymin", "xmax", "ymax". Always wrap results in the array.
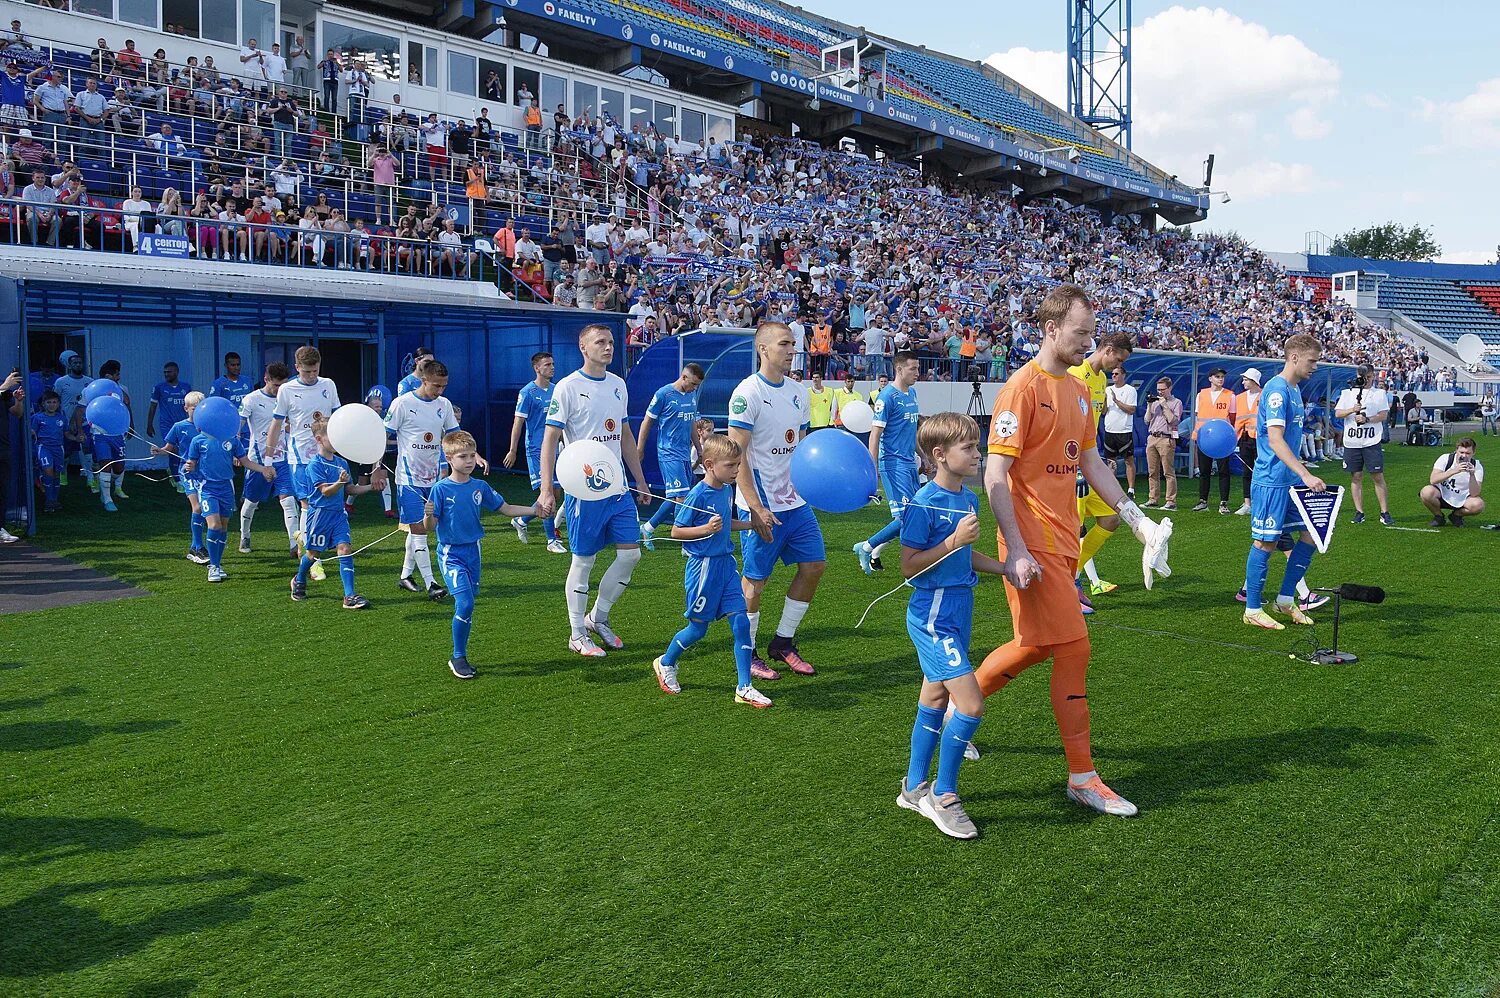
[
  {"xmin": 1203, "ymin": 153, "xmax": 1216, "ymax": 188},
  {"xmin": 807, "ymin": 98, "xmax": 821, "ymax": 111}
]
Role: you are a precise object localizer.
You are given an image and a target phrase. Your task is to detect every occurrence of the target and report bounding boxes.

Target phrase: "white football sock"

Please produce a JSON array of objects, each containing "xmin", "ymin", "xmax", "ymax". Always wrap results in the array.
[
  {"xmin": 402, "ymin": 532, "xmax": 416, "ymax": 578},
  {"xmin": 410, "ymin": 534, "xmax": 434, "ymax": 585},
  {"xmin": 870, "ymin": 541, "xmax": 889, "ymax": 559},
  {"xmin": 774, "ymin": 597, "xmax": 809, "ymax": 640},
  {"xmin": 566, "ymin": 554, "xmax": 596, "ymax": 638},
  {"xmin": 381, "ymin": 480, "xmax": 393, "ymax": 512},
  {"xmin": 240, "ymin": 498, "xmax": 258, "ymax": 540},
  {"xmin": 99, "ymin": 471, "xmax": 113, "ymax": 503},
  {"xmin": 1082, "ymin": 558, "xmax": 1102, "ymax": 586},
  {"xmin": 554, "ymin": 505, "xmax": 565, "ymax": 530},
  {"xmin": 1296, "ymin": 578, "xmax": 1311, "ymax": 599},
  {"xmin": 747, "ymin": 611, "xmax": 761, "ymax": 647},
  {"xmin": 280, "ymin": 496, "xmax": 299, "ymax": 547},
  {"xmin": 591, "ymin": 546, "xmax": 641, "ymax": 621}
]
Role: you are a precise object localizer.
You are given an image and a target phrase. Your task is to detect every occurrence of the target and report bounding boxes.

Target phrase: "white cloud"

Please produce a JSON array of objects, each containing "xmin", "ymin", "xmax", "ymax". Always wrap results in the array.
[
  {"xmin": 982, "ymin": 6, "xmax": 1340, "ymax": 199},
  {"xmin": 1419, "ymin": 77, "xmax": 1500, "ymax": 149},
  {"xmin": 1439, "ymin": 249, "xmax": 1498, "ymax": 266}
]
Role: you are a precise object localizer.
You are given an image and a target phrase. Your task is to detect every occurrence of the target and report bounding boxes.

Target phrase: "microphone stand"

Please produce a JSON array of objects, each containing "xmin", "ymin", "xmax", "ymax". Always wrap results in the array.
[{"xmin": 1309, "ymin": 588, "xmax": 1357, "ymax": 664}]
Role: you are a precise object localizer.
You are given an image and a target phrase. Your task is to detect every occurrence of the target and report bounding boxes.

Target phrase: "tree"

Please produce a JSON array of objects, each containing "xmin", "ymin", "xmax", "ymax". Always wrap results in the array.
[{"xmin": 1331, "ymin": 222, "xmax": 1442, "ymax": 262}]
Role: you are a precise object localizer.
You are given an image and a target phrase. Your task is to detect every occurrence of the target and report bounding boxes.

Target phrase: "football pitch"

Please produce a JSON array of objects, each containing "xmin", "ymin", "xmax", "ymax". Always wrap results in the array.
[{"xmin": 3, "ymin": 444, "xmax": 1497, "ymax": 997}]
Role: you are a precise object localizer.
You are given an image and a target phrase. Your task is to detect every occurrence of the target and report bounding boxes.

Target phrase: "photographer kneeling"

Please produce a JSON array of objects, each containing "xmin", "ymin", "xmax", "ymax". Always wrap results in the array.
[{"xmin": 1420, "ymin": 437, "xmax": 1485, "ymax": 527}]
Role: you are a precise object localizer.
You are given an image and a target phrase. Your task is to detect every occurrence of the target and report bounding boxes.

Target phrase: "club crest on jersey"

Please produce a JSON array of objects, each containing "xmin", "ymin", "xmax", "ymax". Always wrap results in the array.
[
  {"xmin": 792, "ymin": 394, "xmax": 801, "ymax": 410},
  {"xmin": 221, "ymin": 440, "xmax": 233, "ymax": 451},
  {"xmin": 583, "ymin": 462, "xmax": 613, "ymax": 493},
  {"xmin": 1065, "ymin": 440, "xmax": 1080, "ymax": 461},
  {"xmin": 604, "ymin": 418, "xmax": 617, "ymax": 433},
  {"xmin": 472, "ymin": 491, "xmax": 483, "ymax": 505},
  {"xmin": 423, "ymin": 432, "xmax": 433, "ymax": 443},
  {"xmin": 1078, "ymin": 397, "xmax": 1089, "ymax": 418},
  {"xmin": 730, "ymin": 395, "xmax": 748, "ymax": 415},
  {"xmin": 614, "ymin": 387, "xmax": 622, "ymax": 401},
  {"xmin": 784, "ymin": 429, "xmax": 795, "ymax": 444},
  {"xmin": 995, "ymin": 410, "xmax": 1019, "ymax": 437}
]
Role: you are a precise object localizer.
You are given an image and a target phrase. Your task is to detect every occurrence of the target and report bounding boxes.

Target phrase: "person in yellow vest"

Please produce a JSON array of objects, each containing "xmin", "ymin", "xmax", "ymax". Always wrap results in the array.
[
  {"xmin": 1193, "ymin": 366, "xmax": 1237, "ymax": 513},
  {"xmin": 809, "ymin": 320, "xmax": 833, "ymax": 378},
  {"xmin": 1232, "ymin": 368, "xmax": 1262, "ymax": 515},
  {"xmin": 832, "ymin": 374, "xmax": 862, "ymax": 427},
  {"xmin": 1067, "ymin": 331, "xmax": 1135, "ymax": 601},
  {"xmin": 807, "ymin": 372, "xmax": 834, "ymax": 430}
]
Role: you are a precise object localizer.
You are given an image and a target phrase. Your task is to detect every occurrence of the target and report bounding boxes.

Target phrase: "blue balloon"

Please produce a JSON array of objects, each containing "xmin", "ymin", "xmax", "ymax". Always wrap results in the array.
[
  {"xmin": 193, "ymin": 396, "xmax": 241, "ymax": 440},
  {"xmin": 85, "ymin": 395, "xmax": 130, "ymax": 436},
  {"xmin": 1197, "ymin": 418, "xmax": 1237, "ymax": 460},
  {"xmin": 82, "ymin": 378, "xmax": 122, "ymax": 404},
  {"xmin": 789, "ymin": 429, "xmax": 877, "ymax": 514}
]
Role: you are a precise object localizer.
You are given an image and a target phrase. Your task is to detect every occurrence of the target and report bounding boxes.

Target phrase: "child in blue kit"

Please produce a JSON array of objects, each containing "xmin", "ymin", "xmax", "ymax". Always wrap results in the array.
[
  {"xmin": 423, "ymin": 430, "xmax": 538, "ymax": 680},
  {"xmin": 895, "ymin": 413, "xmax": 1006, "ymax": 841},
  {"xmin": 182, "ymin": 413, "xmax": 274, "ymax": 583},
  {"xmin": 290, "ymin": 415, "xmax": 385, "ymax": 606},
  {"xmin": 30, "ymin": 390, "xmax": 67, "ymax": 513},
  {"xmin": 153, "ymin": 391, "xmax": 209, "ymax": 563},
  {"xmin": 650, "ymin": 434, "xmax": 772, "ymax": 708}
]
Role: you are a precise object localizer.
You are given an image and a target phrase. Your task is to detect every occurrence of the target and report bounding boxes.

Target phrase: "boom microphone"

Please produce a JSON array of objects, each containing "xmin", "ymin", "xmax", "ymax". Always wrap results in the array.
[{"xmin": 1334, "ymin": 583, "xmax": 1385, "ymax": 604}]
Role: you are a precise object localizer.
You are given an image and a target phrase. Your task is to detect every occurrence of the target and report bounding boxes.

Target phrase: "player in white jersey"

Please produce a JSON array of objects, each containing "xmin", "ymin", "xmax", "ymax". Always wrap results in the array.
[
  {"xmin": 387, "ymin": 357, "xmax": 473, "ymax": 599},
  {"xmin": 264, "ymin": 346, "xmax": 342, "ymax": 578},
  {"xmin": 728, "ymin": 322, "xmax": 826, "ymax": 680},
  {"xmin": 237, "ymin": 362, "xmax": 296, "ymax": 554},
  {"xmin": 537, "ymin": 323, "xmax": 651, "ymax": 657}
]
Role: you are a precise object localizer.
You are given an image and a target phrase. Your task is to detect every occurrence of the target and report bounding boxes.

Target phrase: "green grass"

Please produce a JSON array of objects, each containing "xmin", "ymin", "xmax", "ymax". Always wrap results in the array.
[{"xmin": 3, "ymin": 445, "xmax": 1498, "ymax": 997}]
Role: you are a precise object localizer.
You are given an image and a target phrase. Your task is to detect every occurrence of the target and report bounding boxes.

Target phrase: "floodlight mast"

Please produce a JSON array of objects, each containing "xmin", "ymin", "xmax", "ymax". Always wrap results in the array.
[{"xmin": 1067, "ymin": 0, "xmax": 1132, "ymax": 149}]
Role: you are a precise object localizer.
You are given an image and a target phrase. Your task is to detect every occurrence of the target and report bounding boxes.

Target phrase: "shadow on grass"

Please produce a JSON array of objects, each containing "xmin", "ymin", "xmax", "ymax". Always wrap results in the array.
[
  {"xmin": 0, "ymin": 812, "xmax": 216, "ymax": 870},
  {"xmin": 0, "ymin": 686, "xmax": 84, "ymax": 713},
  {"xmin": 969, "ymin": 725, "xmax": 1435, "ymax": 819},
  {"xmin": 0, "ymin": 869, "xmax": 301, "ymax": 978},
  {"xmin": 0, "ymin": 718, "xmax": 178, "ymax": 753},
  {"xmin": 123, "ymin": 980, "xmax": 198, "ymax": 998}
]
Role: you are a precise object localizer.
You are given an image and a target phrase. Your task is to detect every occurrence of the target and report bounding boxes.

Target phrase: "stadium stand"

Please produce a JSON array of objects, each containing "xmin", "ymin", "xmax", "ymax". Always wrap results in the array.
[
  {"xmin": 1463, "ymin": 283, "xmax": 1500, "ymax": 321},
  {"xmin": 1377, "ymin": 277, "xmax": 1500, "ymax": 347}
]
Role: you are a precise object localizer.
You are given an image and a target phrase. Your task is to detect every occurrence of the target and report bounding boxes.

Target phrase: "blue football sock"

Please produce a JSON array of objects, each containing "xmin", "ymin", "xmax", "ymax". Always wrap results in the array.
[
  {"xmin": 661, "ymin": 618, "xmax": 709, "ymax": 667},
  {"xmin": 934, "ymin": 708, "xmax": 982, "ymax": 797},
  {"xmin": 647, "ymin": 499, "xmax": 677, "ymax": 530},
  {"xmin": 730, "ymin": 612, "xmax": 753, "ymax": 689},
  {"xmin": 543, "ymin": 516, "xmax": 557, "ymax": 541},
  {"xmin": 191, "ymin": 512, "xmax": 206, "ymax": 550},
  {"xmin": 906, "ymin": 703, "xmax": 945, "ymax": 792},
  {"xmin": 338, "ymin": 555, "xmax": 356, "ymax": 598},
  {"xmin": 452, "ymin": 588, "xmax": 475, "ymax": 658},
  {"xmin": 206, "ymin": 528, "xmax": 227, "ymax": 568},
  {"xmin": 43, "ymin": 475, "xmax": 58, "ymax": 505},
  {"xmin": 1279, "ymin": 541, "xmax": 1317, "ymax": 602},
  {"xmin": 864, "ymin": 516, "xmax": 902, "ymax": 551},
  {"xmin": 296, "ymin": 554, "xmax": 315, "ymax": 584},
  {"xmin": 1244, "ymin": 545, "xmax": 1272, "ymax": 611}
]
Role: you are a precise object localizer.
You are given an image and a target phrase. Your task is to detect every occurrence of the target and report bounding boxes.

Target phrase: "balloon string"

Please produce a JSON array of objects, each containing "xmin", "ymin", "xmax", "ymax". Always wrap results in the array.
[
  {"xmin": 312, "ymin": 528, "xmax": 404, "ymax": 566},
  {"xmin": 855, "ymin": 542, "xmax": 969, "ymax": 629}
]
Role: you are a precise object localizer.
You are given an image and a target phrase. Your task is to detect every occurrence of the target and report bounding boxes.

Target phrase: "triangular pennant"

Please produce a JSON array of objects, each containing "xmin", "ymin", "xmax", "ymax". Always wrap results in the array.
[{"xmin": 1290, "ymin": 485, "xmax": 1344, "ymax": 554}]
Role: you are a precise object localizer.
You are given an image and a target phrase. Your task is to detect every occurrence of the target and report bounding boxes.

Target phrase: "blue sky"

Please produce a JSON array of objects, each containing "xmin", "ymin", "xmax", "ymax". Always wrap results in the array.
[{"xmin": 807, "ymin": 1, "xmax": 1500, "ymax": 263}]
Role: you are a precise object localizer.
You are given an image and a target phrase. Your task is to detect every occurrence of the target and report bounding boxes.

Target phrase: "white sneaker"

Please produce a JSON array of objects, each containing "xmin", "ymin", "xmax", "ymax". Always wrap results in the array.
[
  {"xmin": 652, "ymin": 656, "xmax": 681, "ymax": 694},
  {"xmin": 585, "ymin": 614, "xmax": 624, "ymax": 650},
  {"xmin": 207, "ymin": 565, "xmax": 228, "ymax": 583},
  {"xmin": 1234, "ymin": 500, "xmax": 1251, "ymax": 516},
  {"xmin": 0, "ymin": 527, "xmax": 18, "ymax": 544},
  {"xmin": 943, "ymin": 702, "xmax": 980, "ymax": 760},
  {"xmin": 545, "ymin": 539, "xmax": 568, "ymax": 554},
  {"xmin": 238, "ymin": 537, "xmax": 252, "ymax": 554},
  {"xmin": 734, "ymin": 684, "xmax": 773, "ymax": 708},
  {"xmin": 569, "ymin": 634, "xmax": 607, "ymax": 658},
  {"xmin": 512, "ymin": 517, "xmax": 530, "ymax": 544}
]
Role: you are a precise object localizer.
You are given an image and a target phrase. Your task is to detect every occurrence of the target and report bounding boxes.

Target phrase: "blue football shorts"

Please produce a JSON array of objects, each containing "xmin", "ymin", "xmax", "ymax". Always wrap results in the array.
[
  {"xmin": 564, "ymin": 491, "xmax": 641, "ymax": 557},
  {"xmin": 683, "ymin": 554, "xmax": 747, "ymax": 621},
  {"xmin": 906, "ymin": 585, "xmax": 975, "ymax": 682},
  {"xmin": 738, "ymin": 502, "xmax": 826, "ymax": 581}
]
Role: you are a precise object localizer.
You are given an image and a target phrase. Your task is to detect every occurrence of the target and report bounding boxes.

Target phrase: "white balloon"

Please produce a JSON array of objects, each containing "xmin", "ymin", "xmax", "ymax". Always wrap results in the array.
[
  {"xmin": 1455, "ymin": 333, "xmax": 1485, "ymax": 367},
  {"xmin": 327, "ymin": 404, "xmax": 389, "ymax": 465},
  {"xmin": 557, "ymin": 440, "xmax": 627, "ymax": 499},
  {"xmin": 839, "ymin": 398, "xmax": 874, "ymax": 434}
]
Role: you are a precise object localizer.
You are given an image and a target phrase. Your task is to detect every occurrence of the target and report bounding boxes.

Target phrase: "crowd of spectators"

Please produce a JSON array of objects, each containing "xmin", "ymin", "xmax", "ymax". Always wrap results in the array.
[{"xmin": 0, "ymin": 18, "xmax": 1465, "ymax": 386}]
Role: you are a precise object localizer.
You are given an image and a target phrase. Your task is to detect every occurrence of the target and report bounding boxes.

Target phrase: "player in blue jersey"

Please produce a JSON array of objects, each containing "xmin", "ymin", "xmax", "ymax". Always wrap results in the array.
[
  {"xmin": 1243, "ymin": 333, "xmax": 1327, "ymax": 631},
  {"xmin": 290, "ymin": 415, "xmax": 385, "ymax": 606},
  {"xmin": 650, "ymin": 433, "xmax": 773, "ymax": 707},
  {"xmin": 182, "ymin": 416, "xmax": 274, "ymax": 583},
  {"xmin": 52, "ymin": 351, "xmax": 92, "ymax": 487},
  {"xmin": 504, "ymin": 351, "xmax": 566, "ymax": 553},
  {"xmin": 208, "ymin": 352, "xmax": 255, "ymax": 408},
  {"xmin": 146, "ymin": 362, "xmax": 192, "ymax": 452},
  {"xmin": 152, "ymin": 391, "xmax": 210, "ymax": 563},
  {"xmin": 396, "ymin": 347, "xmax": 434, "ymax": 397},
  {"xmin": 637, "ymin": 363, "xmax": 705, "ymax": 551},
  {"xmin": 854, "ymin": 350, "xmax": 922, "ymax": 574},
  {"xmin": 423, "ymin": 430, "xmax": 538, "ymax": 679},
  {"xmin": 90, "ymin": 359, "xmax": 133, "ymax": 508},
  {"xmin": 895, "ymin": 412, "xmax": 1006, "ymax": 839},
  {"xmin": 29, "ymin": 390, "xmax": 67, "ymax": 513}
]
